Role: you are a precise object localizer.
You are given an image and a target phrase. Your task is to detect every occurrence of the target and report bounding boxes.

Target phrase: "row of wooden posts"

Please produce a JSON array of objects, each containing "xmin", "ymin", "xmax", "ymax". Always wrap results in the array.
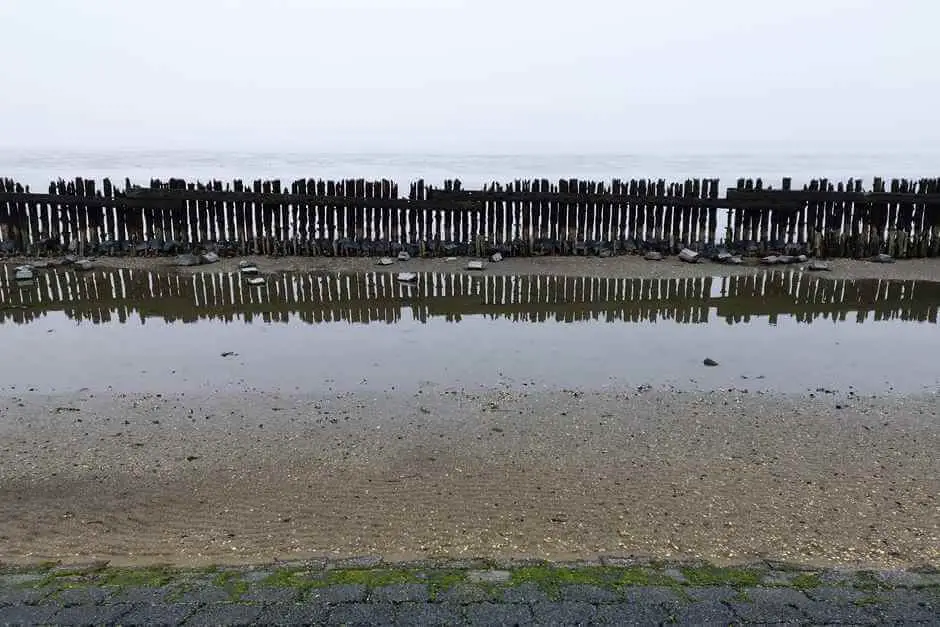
[
  {"xmin": 1, "ymin": 176, "xmax": 939, "ymax": 258},
  {"xmin": 3, "ymin": 265, "xmax": 937, "ymax": 326}
]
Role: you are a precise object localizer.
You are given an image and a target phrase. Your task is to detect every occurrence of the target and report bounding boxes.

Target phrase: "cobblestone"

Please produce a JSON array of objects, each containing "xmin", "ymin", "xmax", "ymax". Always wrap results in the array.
[{"xmin": 0, "ymin": 561, "xmax": 935, "ymax": 625}]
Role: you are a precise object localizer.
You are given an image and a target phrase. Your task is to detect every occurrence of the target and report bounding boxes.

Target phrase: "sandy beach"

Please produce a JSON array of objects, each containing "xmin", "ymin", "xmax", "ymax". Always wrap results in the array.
[{"xmin": 0, "ymin": 255, "xmax": 938, "ymax": 571}]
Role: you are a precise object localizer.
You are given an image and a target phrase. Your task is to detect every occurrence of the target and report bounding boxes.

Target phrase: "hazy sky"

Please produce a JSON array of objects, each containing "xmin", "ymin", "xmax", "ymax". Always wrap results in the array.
[{"xmin": 1, "ymin": 0, "xmax": 937, "ymax": 152}]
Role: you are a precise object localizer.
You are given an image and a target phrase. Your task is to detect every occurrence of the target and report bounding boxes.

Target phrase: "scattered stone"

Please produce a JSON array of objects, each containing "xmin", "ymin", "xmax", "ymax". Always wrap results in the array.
[
  {"xmin": 490, "ymin": 252, "xmax": 503, "ymax": 262},
  {"xmin": 62, "ymin": 254, "xmax": 77, "ymax": 265},
  {"xmin": 445, "ymin": 256, "xmax": 458, "ymax": 261},
  {"xmin": 807, "ymin": 261, "xmax": 831, "ymax": 272},
  {"xmin": 200, "ymin": 251, "xmax": 220, "ymax": 264},
  {"xmin": 466, "ymin": 260, "xmax": 485, "ymax": 271},
  {"xmin": 246, "ymin": 276, "xmax": 265, "ymax": 286},
  {"xmin": 239, "ymin": 264, "xmax": 260, "ymax": 275},
  {"xmin": 331, "ymin": 555, "xmax": 383, "ymax": 569},
  {"xmin": 727, "ymin": 255, "xmax": 744, "ymax": 265},
  {"xmin": 796, "ymin": 254, "xmax": 808, "ymax": 263},
  {"xmin": 220, "ymin": 352, "xmax": 238, "ymax": 358},
  {"xmin": 761, "ymin": 255, "xmax": 780, "ymax": 265},
  {"xmin": 678, "ymin": 248, "xmax": 700, "ymax": 263},
  {"xmin": 14, "ymin": 265, "xmax": 34, "ymax": 281},
  {"xmin": 870, "ymin": 253, "xmax": 895, "ymax": 263},
  {"xmin": 396, "ymin": 272, "xmax": 418, "ymax": 283},
  {"xmin": 703, "ymin": 357, "xmax": 719, "ymax": 367},
  {"xmin": 175, "ymin": 254, "xmax": 202, "ymax": 267},
  {"xmin": 644, "ymin": 251, "xmax": 663, "ymax": 261},
  {"xmin": 777, "ymin": 255, "xmax": 796, "ymax": 264},
  {"xmin": 664, "ymin": 568, "xmax": 689, "ymax": 584},
  {"xmin": 376, "ymin": 257, "xmax": 394, "ymax": 266},
  {"xmin": 397, "ymin": 251, "xmax": 411, "ymax": 261},
  {"xmin": 74, "ymin": 259, "xmax": 94, "ymax": 271}
]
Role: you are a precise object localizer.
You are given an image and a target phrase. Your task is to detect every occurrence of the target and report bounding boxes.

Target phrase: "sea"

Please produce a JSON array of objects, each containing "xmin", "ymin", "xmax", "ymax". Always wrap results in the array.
[{"xmin": 2, "ymin": 147, "xmax": 939, "ymax": 192}]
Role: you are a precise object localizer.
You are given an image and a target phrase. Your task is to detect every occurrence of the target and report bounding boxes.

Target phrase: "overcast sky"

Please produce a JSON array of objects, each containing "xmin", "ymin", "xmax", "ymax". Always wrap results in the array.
[{"xmin": 0, "ymin": 0, "xmax": 937, "ymax": 152}]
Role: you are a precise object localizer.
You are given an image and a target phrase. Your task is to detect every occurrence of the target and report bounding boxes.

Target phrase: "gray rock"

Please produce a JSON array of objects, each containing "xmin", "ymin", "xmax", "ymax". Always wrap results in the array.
[
  {"xmin": 761, "ymin": 255, "xmax": 780, "ymax": 265},
  {"xmin": 466, "ymin": 260, "xmax": 485, "ymax": 271},
  {"xmin": 644, "ymin": 251, "xmax": 664, "ymax": 261},
  {"xmin": 871, "ymin": 253, "xmax": 895, "ymax": 263},
  {"xmin": 246, "ymin": 276, "xmax": 265, "ymax": 286},
  {"xmin": 376, "ymin": 256, "xmax": 394, "ymax": 266},
  {"xmin": 490, "ymin": 252, "xmax": 503, "ymax": 262},
  {"xmin": 807, "ymin": 260, "xmax": 831, "ymax": 271},
  {"xmin": 678, "ymin": 248, "xmax": 700, "ymax": 263},
  {"xmin": 14, "ymin": 265, "xmax": 34, "ymax": 281},
  {"xmin": 370, "ymin": 583, "xmax": 430, "ymax": 603},
  {"xmin": 703, "ymin": 357, "xmax": 719, "ymax": 367},
  {"xmin": 467, "ymin": 570, "xmax": 510, "ymax": 584},
  {"xmin": 200, "ymin": 251, "xmax": 220, "ymax": 264},
  {"xmin": 74, "ymin": 259, "xmax": 94, "ymax": 271},
  {"xmin": 308, "ymin": 583, "xmax": 368, "ymax": 604},
  {"xmin": 397, "ymin": 251, "xmax": 411, "ymax": 261},
  {"xmin": 175, "ymin": 253, "xmax": 202, "ymax": 267}
]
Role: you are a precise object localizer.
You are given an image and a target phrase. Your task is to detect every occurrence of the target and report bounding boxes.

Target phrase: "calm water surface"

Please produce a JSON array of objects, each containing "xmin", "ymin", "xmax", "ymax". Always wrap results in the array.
[
  {"xmin": 1, "ymin": 265, "xmax": 938, "ymax": 396},
  {"xmin": 4, "ymin": 149, "xmax": 940, "ymax": 190}
]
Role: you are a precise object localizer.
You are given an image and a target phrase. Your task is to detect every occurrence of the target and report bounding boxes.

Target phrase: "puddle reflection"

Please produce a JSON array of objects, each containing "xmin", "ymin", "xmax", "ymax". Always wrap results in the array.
[{"xmin": 2, "ymin": 266, "xmax": 938, "ymax": 327}]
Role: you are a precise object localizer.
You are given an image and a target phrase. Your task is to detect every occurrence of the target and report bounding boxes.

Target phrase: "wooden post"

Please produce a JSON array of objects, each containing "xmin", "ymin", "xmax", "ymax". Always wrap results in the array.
[
  {"xmin": 929, "ymin": 178, "xmax": 940, "ymax": 257},
  {"xmin": 688, "ymin": 178, "xmax": 701, "ymax": 246},
  {"xmin": 680, "ymin": 179, "xmax": 692, "ymax": 248},
  {"xmin": 707, "ymin": 178, "xmax": 719, "ymax": 246}
]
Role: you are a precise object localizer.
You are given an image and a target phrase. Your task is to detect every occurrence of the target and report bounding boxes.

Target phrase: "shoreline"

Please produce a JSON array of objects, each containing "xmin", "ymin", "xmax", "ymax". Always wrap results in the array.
[{"xmin": 6, "ymin": 253, "xmax": 940, "ymax": 283}]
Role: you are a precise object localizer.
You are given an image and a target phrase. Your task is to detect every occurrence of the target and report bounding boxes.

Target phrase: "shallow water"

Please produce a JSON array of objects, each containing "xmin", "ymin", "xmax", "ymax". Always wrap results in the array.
[{"xmin": 2, "ymin": 266, "xmax": 939, "ymax": 395}]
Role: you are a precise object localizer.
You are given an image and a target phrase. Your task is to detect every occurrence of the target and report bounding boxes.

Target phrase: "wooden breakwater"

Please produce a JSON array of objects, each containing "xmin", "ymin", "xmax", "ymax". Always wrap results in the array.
[
  {"xmin": 1, "ymin": 175, "xmax": 939, "ymax": 258},
  {"xmin": 2, "ymin": 266, "xmax": 938, "ymax": 327}
]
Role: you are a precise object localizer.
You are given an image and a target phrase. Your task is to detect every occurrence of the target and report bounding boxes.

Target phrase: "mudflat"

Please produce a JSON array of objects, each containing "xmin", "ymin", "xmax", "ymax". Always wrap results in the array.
[
  {"xmin": 0, "ymin": 256, "xmax": 937, "ymax": 571},
  {"xmin": 1, "ymin": 385, "xmax": 936, "ymax": 570}
]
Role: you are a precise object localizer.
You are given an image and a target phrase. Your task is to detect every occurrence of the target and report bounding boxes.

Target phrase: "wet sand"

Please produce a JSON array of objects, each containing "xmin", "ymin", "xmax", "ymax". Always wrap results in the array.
[
  {"xmin": 1, "ymin": 385, "xmax": 937, "ymax": 570},
  {"xmin": 1, "ymin": 255, "xmax": 938, "ymax": 570},
  {"xmin": 7, "ymin": 252, "xmax": 940, "ymax": 282}
]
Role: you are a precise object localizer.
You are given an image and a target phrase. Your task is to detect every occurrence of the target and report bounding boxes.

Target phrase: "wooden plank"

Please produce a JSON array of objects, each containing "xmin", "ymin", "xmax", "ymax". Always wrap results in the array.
[
  {"xmin": 318, "ymin": 180, "xmax": 329, "ymax": 244},
  {"xmin": 686, "ymin": 179, "xmax": 702, "ymax": 245},
  {"xmin": 380, "ymin": 179, "xmax": 393, "ymax": 243},
  {"xmin": 680, "ymin": 179, "xmax": 693, "ymax": 247},
  {"xmin": 707, "ymin": 177, "xmax": 719, "ymax": 245},
  {"xmin": 215, "ymin": 180, "xmax": 228, "ymax": 246},
  {"xmin": 442, "ymin": 180, "xmax": 453, "ymax": 245},
  {"xmin": 576, "ymin": 180, "xmax": 588, "ymax": 246},
  {"xmin": 407, "ymin": 181, "xmax": 419, "ymax": 246},
  {"xmin": 626, "ymin": 179, "xmax": 638, "ymax": 243}
]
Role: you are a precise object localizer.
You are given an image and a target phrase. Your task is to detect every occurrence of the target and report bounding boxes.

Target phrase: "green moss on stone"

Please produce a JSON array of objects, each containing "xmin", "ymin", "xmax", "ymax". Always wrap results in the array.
[{"xmin": 681, "ymin": 566, "xmax": 761, "ymax": 588}]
